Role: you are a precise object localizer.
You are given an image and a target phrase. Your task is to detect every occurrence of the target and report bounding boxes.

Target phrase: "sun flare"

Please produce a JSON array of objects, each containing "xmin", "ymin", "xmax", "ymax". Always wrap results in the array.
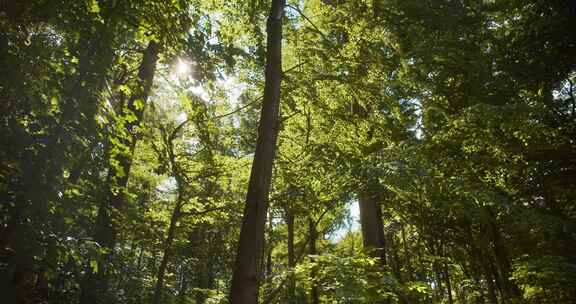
[{"xmin": 174, "ymin": 58, "xmax": 190, "ymax": 76}]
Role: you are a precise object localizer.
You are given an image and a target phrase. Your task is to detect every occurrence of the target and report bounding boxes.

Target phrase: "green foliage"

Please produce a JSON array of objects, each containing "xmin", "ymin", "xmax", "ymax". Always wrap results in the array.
[
  {"xmin": 297, "ymin": 254, "xmax": 401, "ymax": 303},
  {"xmin": 511, "ymin": 255, "xmax": 576, "ymax": 303},
  {"xmin": 1, "ymin": 0, "xmax": 575, "ymax": 303}
]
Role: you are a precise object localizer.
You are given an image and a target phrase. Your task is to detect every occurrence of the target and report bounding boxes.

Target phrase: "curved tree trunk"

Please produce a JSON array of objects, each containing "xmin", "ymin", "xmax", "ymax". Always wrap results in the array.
[{"xmin": 229, "ymin": 0, "xmax": 285, "ymax": 303}]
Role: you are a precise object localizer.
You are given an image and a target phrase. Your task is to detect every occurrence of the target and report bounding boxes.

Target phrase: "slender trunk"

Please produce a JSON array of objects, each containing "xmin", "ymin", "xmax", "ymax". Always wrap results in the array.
[
  {"xmin": 444, "ymin": 262, "xmax": 453, "ymax": 304},
  {"xmin": 455, "ymin": 279, "xmax": 466, "ymax": 304},
  {"xmin": 229, "ymin": 1, "xmax": 285, "ymax": 303},
  {"xmin": 265, "ymin": 246, "xmax": 273, "ymax": 287},
  {"xmin": 470, "ymin": 270, "xmax": 486, "ymax": 304},
  {"xmin": 358, "ymin": 191, "xmax": 386, "ymax": 264},
  {"xmin": 401, "ymin": 225, "xmax": 413, "ymax": 281},
  {"xmin": 390, "ymin": 233, "xmax": 402, "ymax": 281},
  {"xmin": 308, "ymin": 219, "xmax": 320, "ymax": 304},
  {"xmin": 137, "ymin": 245, "xmax": 144, "ymax": 272},
  {"xmin": 486, "ymin": 209, "xmax": 519, "ymax": 300},
  {"xmin": 488, "ymin": 257, "xmax": 504, "ymax": 300},
  {"xmin": 152, "ymin": 197, "xmax": 182, "ymax": 304},
  {"xmin": 484, "ymin": 265, "xmax": 498, "ymax": 304},
  {"xmin": 194, "ymin": 258, "xmax": 214, "ymax": 304},
  {"xmin": 433, "ymin": 262, "xmax": 444, "ymax": 301},
  {"xmin": 81, "ymin": 41, "xmax": 159, "ymax": 304},
  {"xmin": 265, "ymin": 247, "xmax": 273, "ymax": 281},
  {"xmin": 466, "ymin": 227, "xmax": 489, "ymax": 304},
  {"xmin": 286, "ymin": 211, "xmax": 296, "ymax": 302},
  {"xmin": 178, "ymin": 272, "xmax": 188, "ymax": 304},
  {"xmin": 429, "ymin": 236, "xmax": 444, "ymax": 302}
]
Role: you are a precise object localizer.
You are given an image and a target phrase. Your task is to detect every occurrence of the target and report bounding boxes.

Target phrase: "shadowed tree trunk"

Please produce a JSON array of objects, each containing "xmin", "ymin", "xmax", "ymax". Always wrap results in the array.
[
  {"xmin": 152, "ymin": 194, "xmax": 183, "ymax": 304},
  {"xmin": 486, "ymin": 208, "xmax": 520, "ymax": 301},
  {"xmin": 484, "ymin": 263, "xmax": 498, "ymax": 304},
  {"xmin": 358, "ymin": 190, "xmax": 390, "ymax": 303},
  {"xmin": 358, "ymin": 191, "xmax": 386, "ymax": 264},
  {"xmin": 229, "ymin": 0, "xmax": 285, "ymax": 303},
  {"xmin": 80, "ymin": 41, "xmax": 159, "ymax": 304},
  {"xmin": 389, "ymin": 231, "xmax": 402, "ymax": 281}
]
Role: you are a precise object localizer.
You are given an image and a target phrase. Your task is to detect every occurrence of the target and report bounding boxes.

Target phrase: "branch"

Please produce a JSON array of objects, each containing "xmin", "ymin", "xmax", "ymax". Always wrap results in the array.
[
  {"xmin": 285, "ymin": 4, "xmax": 329, "ymax": 42},
  {"xmin": 179, "ymin": 205, "xmax": 228, "ymax": 217},
  {"xmin": 169, "ymin": 95, "xmax": 264, "ymax": 141},
  {"xmin": 283, "ymin": 60, "xmax": 310, "ymax": 75}
]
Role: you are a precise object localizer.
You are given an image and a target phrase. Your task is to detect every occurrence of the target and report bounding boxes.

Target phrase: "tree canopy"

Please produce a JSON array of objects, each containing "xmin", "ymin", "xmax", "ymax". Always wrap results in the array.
[{"xmin": 1, "ymin": 0, "xmax": 575, "ymax": 303}]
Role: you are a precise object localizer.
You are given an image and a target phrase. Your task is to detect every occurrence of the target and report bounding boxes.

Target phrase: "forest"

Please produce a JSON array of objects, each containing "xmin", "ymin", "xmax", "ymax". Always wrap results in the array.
[{"xmin": 1, "ymin": 0, "xmax": 575, "ymax": 303}]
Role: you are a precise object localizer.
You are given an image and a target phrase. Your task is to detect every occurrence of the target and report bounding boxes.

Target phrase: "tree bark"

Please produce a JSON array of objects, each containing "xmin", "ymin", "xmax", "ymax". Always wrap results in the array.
[
  {"xmin": 358, "ymin": 191, "xmax": 386, "ymax": 264},
  {"xmin": 229, "ymin": 0, "xmax": 285, "ymax": 303}
]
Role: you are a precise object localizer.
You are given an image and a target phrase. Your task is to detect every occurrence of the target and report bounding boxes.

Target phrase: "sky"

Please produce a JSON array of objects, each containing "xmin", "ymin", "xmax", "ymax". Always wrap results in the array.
[{"xmin": 330, "ymin": 199, "xmax": 360, "ymax": 242}]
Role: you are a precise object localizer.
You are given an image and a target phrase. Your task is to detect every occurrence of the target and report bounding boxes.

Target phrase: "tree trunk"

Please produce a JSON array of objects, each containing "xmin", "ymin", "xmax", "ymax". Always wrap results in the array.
[
  {"xmin": 401, "ymin": 225, "xmax": 413, "ymax": 281},
  {"xmin": 229, "ymin": 0, "xmax": 285, "ymax": 303},
  {"xmin": 194, "ymin": 262, "xmax": 215, "ymax": 304},
  {"xmin": 433, "ymin": 262, "xmax": 445, "ymax": 301},
  {"xmin": 444, "ymin": 262, "xmax": 454, "ymax": 304},
  {"xmin": 265, "ymin": 246, "xmax": 273, "ymax": 286},
  {"xmin": 286, "ymin": 211, "xmax": 296, "ymax": 303},
  {"xmin": 308, "ymin": 219, "xmax": 320, "ymax": 304},
  {"xmin": 484, "ymin": 265, "xmax": 498, "ymax": 304},
  {"xmin": 488, "ymin": 257, "xmax": 504, "ymax": 300},
  {"xmin": 466, "ymin": 227, "xmax": 490, "ymax": 304},
  {"xmin": 389, "ymin": 232, "xmax": 402, "ymax": 281},
  {"xmin": 358, "ymin": 191, "xmax": 386, "ymax": 264},
  {"xmin": 178, "ymin": 272, "xmax": 188, "ymax": 304},
  {"xmin": 80, "ymin": 41, "xmax": 159, "ymax": 304},
  {"xmin": 152, "ymin": 197, "xmax": 183, "ymax": 304},
  {"xmin": 486, "ymin": 209, "xmax": 520, "ymax": 301}
]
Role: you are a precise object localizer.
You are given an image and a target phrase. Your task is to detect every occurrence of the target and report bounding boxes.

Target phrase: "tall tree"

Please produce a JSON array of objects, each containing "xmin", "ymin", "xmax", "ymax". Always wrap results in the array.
[
  {"xmin": 358, "ymin": 190, "xmax": 387, "ymax": 265},
  {"xmin": 229, "ymin": 0, "xmax": 285, "ymax": 302}
]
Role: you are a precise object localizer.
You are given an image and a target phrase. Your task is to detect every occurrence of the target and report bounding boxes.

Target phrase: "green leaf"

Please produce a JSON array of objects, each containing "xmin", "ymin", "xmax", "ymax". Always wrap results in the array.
[
  {"xmin": 134, "ymin": 99, "xmax": 145, "ymax": 110},
  {"xmin": 88, "ymin": 0, "xmax": 100, "ymax": 14},
  {"xmin": 90, "ymin": 260, "xmax": 99, "ymax": 274}
]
